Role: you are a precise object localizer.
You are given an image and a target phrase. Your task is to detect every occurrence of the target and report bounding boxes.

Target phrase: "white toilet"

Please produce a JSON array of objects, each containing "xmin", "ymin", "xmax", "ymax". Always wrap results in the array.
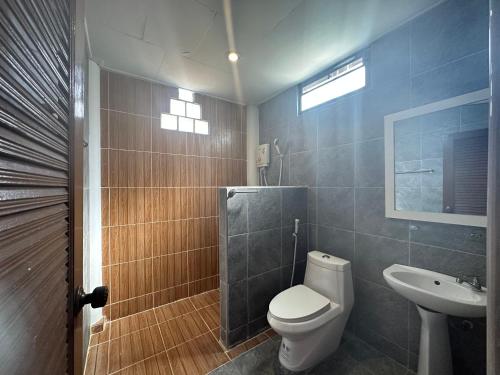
[{"xmin": 267, "ymin": 250, "xmax": 354, "ymax": 372}]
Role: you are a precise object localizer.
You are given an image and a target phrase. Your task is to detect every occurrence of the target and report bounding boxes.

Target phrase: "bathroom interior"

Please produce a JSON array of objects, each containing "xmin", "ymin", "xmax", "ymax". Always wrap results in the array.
[{"xmin": 2, "ymin": 0, "xmax": 500, "ymax": 375}]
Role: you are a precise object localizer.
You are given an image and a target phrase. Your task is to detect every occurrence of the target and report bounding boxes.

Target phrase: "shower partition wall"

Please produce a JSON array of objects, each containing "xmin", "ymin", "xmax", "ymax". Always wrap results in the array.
[{"xmin": 219, "ymin": 186, "xmax": 308, "ymax": 348}]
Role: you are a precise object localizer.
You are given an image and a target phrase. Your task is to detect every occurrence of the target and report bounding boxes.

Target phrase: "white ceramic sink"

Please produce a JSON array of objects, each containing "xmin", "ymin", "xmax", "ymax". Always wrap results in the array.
[
  {"xmin": 383, "ymin": 264, "xmax": 486, "ymax": 318},
  {"xmin": 383, "ymin": 264, "xmax": 486, "ymax": 375}
]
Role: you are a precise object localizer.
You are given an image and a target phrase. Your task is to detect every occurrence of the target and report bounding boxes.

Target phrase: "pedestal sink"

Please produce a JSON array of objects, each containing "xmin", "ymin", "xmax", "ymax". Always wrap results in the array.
[{"xmin": 383, "ymin": 264, "xmax": 486, "ymax": 375}]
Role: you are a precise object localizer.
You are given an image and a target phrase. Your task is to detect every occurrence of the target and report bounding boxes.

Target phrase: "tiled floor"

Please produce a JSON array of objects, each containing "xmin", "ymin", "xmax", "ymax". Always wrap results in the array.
[
  {"xmin": 86, "ymin": 289, "xmax": 413, "ymax": 375},
  {"xmin": 211, "ymin": 333, "xmax": 416, "ymax": 375},
  {"xmin": 85, "ymin": 290, "xmax": 276, "ymax": 375}
]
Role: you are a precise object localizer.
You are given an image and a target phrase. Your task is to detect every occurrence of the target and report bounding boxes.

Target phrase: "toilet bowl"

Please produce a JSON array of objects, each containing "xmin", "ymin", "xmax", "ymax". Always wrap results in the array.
[{"xmin": 267, "ymin": 251, "xmax": 354, "ymax": 372}]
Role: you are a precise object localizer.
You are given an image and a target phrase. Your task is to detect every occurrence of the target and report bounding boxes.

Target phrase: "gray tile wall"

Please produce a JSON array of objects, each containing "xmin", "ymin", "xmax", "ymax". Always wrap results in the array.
[
  {"xmin": 258, "ymin": 0, "xmax": 488, "ymax": 373},
  {"xmin": 219, "ymin": 187, "xmax": 308, "ymax": 348}
]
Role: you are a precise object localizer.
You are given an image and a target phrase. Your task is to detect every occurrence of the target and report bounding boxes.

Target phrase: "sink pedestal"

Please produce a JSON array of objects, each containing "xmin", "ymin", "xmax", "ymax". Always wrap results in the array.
[{"xmin": 417, "ymin": 305, "xmax": 452, "ymax": 375}]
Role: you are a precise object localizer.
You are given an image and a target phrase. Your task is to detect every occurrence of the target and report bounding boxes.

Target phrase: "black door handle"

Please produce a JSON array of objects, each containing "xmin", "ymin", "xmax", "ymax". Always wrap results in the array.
[{"xmin": 74, "ymin": 286, "xmax": 108, "ymax": 313}]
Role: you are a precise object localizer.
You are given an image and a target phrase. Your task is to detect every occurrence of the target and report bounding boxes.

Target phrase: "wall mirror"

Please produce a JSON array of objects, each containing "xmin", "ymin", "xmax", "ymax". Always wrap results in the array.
[{"xmin": 385, "ymin": 89, "xmax": 489, "ymax": 227}]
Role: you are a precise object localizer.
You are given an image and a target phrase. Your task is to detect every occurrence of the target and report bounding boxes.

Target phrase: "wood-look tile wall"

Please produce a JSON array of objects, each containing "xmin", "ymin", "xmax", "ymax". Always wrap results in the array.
[{"xmin": 100, "ymin": 70, "xmax": 246, "ymax": 320}]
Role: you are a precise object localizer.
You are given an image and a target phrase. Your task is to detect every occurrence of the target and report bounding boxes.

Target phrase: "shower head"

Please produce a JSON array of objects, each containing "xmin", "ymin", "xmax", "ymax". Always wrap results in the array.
[{"xmin": 273, "ymin": 138, "xmax": 282, "ymax": 156}]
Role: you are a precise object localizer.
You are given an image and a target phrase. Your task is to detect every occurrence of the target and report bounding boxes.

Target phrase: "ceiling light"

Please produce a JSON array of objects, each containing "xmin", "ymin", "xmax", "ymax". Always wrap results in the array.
[{"xmin": 228, "ymin": 51, "xmax": 239, "ymax": 63}]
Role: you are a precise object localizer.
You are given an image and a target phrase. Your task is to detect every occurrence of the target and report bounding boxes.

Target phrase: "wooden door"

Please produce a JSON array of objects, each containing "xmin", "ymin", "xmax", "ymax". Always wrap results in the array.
[
  {"xmin": 0, "ymin": 0, "xmax": 83, "ymax": 374},
  {"xmin": 443, "ymin": 128, "xmax": 488, "ymax": 215}
]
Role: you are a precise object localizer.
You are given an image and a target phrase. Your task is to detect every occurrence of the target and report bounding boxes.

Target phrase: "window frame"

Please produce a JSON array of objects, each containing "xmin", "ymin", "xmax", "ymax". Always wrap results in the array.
[{"xmin": 298, "ymin": 51, "xmax": 369, "ymax": 113}]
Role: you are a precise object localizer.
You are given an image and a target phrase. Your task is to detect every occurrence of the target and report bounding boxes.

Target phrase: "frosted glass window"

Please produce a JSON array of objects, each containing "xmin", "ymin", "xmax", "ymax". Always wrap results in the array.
[
  {"xmin": 186, "ymin": 103, "xmax": 201, "ymax": 119},
  {"xmin": 178, "ymin": 117, "xmax": 194, "ymax": 132},
  {"xmin": 170, "ymin": 99, "xmax": 186, "ymax": 116},
  {"xmin": 301, "ymin": 58, "xmax": 365, "ymax": 112},
  {"xmin": 179, "ymin": 88, "xmax": 194, "ymax": 102},
  {"xmin": 195, "ymin": 120, "xmax": 209, "ymax": 135},
  {"xmin": 161, "ymin": 113, "xmax": 177, "ymax": 130}
]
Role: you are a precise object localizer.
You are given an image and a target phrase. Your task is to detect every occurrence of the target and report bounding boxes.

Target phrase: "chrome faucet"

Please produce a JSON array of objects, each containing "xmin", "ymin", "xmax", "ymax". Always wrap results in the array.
[{"xmin": 456, "ymin": 274, "xmax": 483, "ymax": 291}]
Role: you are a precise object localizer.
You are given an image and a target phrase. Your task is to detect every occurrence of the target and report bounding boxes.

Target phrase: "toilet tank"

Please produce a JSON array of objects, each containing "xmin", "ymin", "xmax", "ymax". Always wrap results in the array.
[{"xmin": 304, "ymin": 251, "xmax": 354, "ymax": 311}]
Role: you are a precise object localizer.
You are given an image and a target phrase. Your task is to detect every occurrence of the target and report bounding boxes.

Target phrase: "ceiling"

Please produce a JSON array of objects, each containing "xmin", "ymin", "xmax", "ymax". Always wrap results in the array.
[{"xmin": 86, "ymin": 0, "xmax": 442, "ymax": 105}]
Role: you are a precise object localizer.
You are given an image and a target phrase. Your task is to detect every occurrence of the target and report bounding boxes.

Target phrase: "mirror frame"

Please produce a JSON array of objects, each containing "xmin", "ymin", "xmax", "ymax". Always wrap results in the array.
[{"xmin": 384, "ymin": 88, "xmax": 489, "ymax": 227}]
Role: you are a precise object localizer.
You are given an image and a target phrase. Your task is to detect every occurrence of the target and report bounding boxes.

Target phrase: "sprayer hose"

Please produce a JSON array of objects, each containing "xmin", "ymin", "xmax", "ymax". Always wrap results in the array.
[{"xmin": 290, "ymin": 233, "xmax": 298, "ymax": 287}]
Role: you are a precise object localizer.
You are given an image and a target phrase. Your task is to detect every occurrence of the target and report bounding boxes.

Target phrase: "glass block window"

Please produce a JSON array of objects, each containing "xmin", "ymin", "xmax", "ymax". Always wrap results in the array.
[
  {"xmin": 179, "ymin": 88, "xmax": 194, "ymax": 102},
  {"xmin": 161, "ymin": 113, "xmax": 177, "ymax": 130},
  {"xmin": 178, "ymin": 117, "xmax": 194, "ymax": 132},
  {"xmin": 160, "ymin": 88, "xmax": 209, "ymax": 135},
  {"xmin": 195, "ymin": 120, "xmax": 209, "ymax": 135},
  {"xmin": 186, "ymin": 103, "xmax": 201, "ymax": 119},
  {"xmin": 170, "ymin": 99, "xmax": 185, "ymax": 116}
]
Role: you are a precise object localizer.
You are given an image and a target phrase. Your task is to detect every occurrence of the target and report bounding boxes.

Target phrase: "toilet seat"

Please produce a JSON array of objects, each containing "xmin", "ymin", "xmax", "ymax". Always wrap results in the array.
[{"xmin": 269, "ymin": 285, "xmax": 331, "ymax": 323}]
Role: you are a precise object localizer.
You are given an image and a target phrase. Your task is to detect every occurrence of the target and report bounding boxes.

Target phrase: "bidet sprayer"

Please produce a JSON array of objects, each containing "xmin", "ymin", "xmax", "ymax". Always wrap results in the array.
[{"xmin": 294, "ymin": 218, "xmax": 300, "ymax": 235}]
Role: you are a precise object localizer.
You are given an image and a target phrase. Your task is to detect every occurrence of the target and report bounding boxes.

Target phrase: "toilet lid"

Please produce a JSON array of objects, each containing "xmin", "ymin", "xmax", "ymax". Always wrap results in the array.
[{"xmin": 269, "ymin": 285, "xmax": 330, "ymax": 323}]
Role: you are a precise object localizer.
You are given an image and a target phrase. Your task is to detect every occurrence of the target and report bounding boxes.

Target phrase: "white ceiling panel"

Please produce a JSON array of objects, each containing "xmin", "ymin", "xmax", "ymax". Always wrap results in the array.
[
  {"xmin": 86, "ymin": 0, "xmax": 443, "ymax": 104},
  {"xmin": 87, "ymin": 19, "xmax": 165, "ymax": 79},
  {"xmin": 155, "ymin": 54, "xmax": 237, "ymax": 101},
  {"xmin": 143, "ymin": 0, "xmax": 216, "ymax": 55},
  {"xmin": 86, "ymin": 0, "xmax": 149, "ymax": 39}
]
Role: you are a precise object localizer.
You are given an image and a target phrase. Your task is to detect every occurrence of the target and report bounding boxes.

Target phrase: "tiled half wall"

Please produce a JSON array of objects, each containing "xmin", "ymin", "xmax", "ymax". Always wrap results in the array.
[
  {"xmin": 100, "ymin": 69, "xmax": 247, "ymax": 320},
  {"xmin": 218, "ymin": 186, "xmax": 308, "ymax": 347}
]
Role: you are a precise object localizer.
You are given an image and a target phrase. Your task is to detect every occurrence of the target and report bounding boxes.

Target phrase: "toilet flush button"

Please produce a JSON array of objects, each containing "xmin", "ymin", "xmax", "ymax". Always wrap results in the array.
[{"xmin": 322, "ymin": 255, "xmax": 330, "ymax": 259}]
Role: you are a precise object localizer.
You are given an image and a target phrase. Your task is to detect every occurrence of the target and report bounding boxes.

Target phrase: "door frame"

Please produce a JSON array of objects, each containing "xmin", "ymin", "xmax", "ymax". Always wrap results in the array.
[
  {"xmin": 487, "ymin": 0, "xmax": 500, "ymax": 373},
  {"xmin": 68, "ymin": 0, "xmax": 85, "ymax": 373}
]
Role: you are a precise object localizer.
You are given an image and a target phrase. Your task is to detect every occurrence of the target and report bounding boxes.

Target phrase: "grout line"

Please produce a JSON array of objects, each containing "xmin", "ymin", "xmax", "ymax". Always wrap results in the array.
[
  {"xmin": 101, "ymin": 147, "xmax": 247, "ymax": 161},
  {"xmin": 149, "ymin": 84, "xmax": 156, "ymax": 332},
  {"xmin": 82, "ymin": 343, "xmax": 94, "ymax": 375},
  {"xmin": 410, "ymin": 48, "xmax": 489, "ymax": 80},
  {"xmin": 108, "ymin": 324, "xmax": 160, "ymax": 343},
  {"xmin": 225, "ymin": 335, "xmax": 273, "ymax": 362},
  {"xmin": 104, "ymin": 246, "xmax": 219, "ymax": 267},
  {"xmin": 152, "ymin": 302, "xmax": 175, "ymax": 375},
  {"xmin": 105, "ymin": 76, "xmax": 111, "ymax": 375},
  {"xmin": 102, "ymin": 215, "xmax": 220, "ymax": 222},
  {"xmin": 407, "ymin": 240, "xmax": 487, "ymax": 257},
  {"xmin": 107, "ymin": 351, "xmax": 162, "ymax": 375},
  {"xmin": 106, "ymin": 276, "xmax": 218, "ymax": 306},
  {"xmin": 107, "ymin": 288, "xmax": 218, "ymax": 323},
  {"xmin": 195, "ymin": 299, "xmax": 231, "ymax": 362}
]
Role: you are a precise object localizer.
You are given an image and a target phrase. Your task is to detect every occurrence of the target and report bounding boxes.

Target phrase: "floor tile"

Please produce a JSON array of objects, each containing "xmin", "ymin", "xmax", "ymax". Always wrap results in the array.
[
  {"xmin": 90, "ymin": 322, "xmax": 111, "ymax": 346},
  {"xmin": 198, "ymin": 303, "xmax": 220, "ymax": 330},
  {"xmin": 211, "ymin": 328, "xmax": 221, "ymax": 340},
  {"xmin": 264, "ymin": 328, "xmax": 277, "ymax": 339},
  {"xmin": 108, "ymin": 325, "xmax": 165, "ymax": 373},
  {"xmin": 85, "ymin": 346, "xmax": 97, "ymax": 375},
  {"xmin": 226, "ymin": 333, "xmax": 269, "ymax": 359},
  {"xmin": 167, "ymin": 332, "xmax": 229, "ymax": 375},
  {"xmin": 112, "ymin": 352, "xmax": 172, "ymax": 375},
  {"xmin": 307, "ymin": 354, "xmax": 373, "ymax": 375},
  {"xmin": 208, "ymin": 361, "xmax": 242, "ymax": 375},
  {"xmin": 158, "ymin": 310, "xmax": 209, "ymax": 350},
  {"xmin": 85, "ymin": 342, "xmax": 109, "ymax": 375},
  {"xmin": 190, "ymin": 290, "xmax": 219, "ymax": 310},
  {"xmin": 230, "ymin": 338, "xmax": 280, "ymax": 375},
  {"xmin": 154, "ymin": 299, "xmax": 196, "ymax": 323},
  {"xmin": 110, "ymin": 310, "xmax": 157, "ymax": 339}
]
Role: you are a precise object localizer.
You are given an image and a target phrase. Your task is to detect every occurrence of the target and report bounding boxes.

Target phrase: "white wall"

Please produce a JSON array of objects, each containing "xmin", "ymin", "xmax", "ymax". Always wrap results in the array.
[
  {"xmin": 87, "ymin": 60, "xmax": 102, "ymax": 325},
  {"xmin": 246, "ymin": 105, "xmax": 259, "ymax": 185}
]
